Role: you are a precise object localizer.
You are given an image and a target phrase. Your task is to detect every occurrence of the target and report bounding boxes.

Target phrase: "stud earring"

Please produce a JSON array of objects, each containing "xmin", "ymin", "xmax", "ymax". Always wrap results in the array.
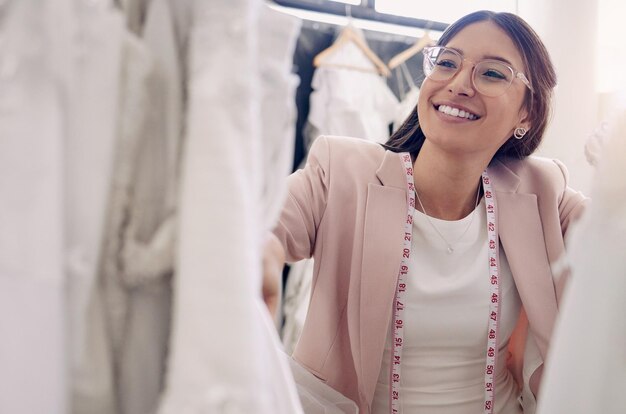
[{"xmin": 514, "ymin": 127, "xmax": 527, "ymax": 140}]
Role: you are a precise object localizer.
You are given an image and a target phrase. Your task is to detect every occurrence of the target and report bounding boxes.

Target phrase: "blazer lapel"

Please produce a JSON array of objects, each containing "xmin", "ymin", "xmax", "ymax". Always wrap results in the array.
[
  {"xmin": 355, "ymin": 151, "xmax": 408, "ymax": 406},
  {"xmin": 488, "ymin": 160, "xmax": 557, "ymax": 359}
]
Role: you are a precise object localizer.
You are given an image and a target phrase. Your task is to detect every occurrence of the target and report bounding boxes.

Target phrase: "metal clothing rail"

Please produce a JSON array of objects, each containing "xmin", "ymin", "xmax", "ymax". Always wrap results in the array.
[{"xmin": 270, "ymin": 0, "xmax": 449, "ymax": 32}]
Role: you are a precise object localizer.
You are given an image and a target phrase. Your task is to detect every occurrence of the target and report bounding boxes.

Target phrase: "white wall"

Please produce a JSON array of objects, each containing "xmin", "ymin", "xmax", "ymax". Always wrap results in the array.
[{"xmin": 518, "ymin": 0, "xmax": 599, "ymax": 194}]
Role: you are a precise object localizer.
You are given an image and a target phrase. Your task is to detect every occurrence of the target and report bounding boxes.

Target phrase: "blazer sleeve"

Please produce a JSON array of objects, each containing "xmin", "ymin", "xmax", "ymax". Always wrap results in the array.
[
  {"xmin": 553, "ymin": 159, "xmax": 590, "ymax": 239},
  {"xmin": 272, "ymin": 136, "xmax": 331, "ymax": 263}
]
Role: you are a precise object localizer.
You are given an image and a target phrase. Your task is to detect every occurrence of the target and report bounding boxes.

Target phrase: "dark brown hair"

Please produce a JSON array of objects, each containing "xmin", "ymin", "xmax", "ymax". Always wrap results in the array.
[{"xmin": 383, "ymin": 10, "xmax": 557, "ymax": 159}]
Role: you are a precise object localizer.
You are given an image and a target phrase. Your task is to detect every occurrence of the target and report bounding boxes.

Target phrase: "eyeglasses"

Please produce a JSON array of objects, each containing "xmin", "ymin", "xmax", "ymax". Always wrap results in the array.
[{"xmin": 422, "ymin": 46, "xmax": 534, "ymax": 97}]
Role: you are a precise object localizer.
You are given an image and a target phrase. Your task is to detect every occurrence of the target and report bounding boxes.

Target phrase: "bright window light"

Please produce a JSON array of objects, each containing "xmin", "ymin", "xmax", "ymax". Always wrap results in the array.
[
  {"xmin": 329, "ymin": 0, "xmax": 362, "ymax": 5},
  {"xmin": 376, "ymin": 0, "xmax": 517, "ymax": 24},
  {"xmin": 596, "ymin": 0, "xmax": 626, "ymax": 93}
]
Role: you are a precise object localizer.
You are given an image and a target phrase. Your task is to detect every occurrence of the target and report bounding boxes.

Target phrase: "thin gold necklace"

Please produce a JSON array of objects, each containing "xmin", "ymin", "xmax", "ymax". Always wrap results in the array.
[{"xmin": 414, "ymin": 185, "xmax": 482, "ymax": 254}]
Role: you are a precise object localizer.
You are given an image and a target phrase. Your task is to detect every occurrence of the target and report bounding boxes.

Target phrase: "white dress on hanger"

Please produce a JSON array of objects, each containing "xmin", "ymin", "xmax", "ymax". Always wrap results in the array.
[
  {"xmin": 94, "ymin": 30, "xmax": 160, "ymax": 414},
  {"xmin": 68, "ymin": 3, "xmax": 125, "ymax": 414},
  {"xmin": 284, "ymin": 28, "xmax": 398, "ymax": 355},
  {"xmin": 392, "ymin": 63, "xmax": 420, "ymax": 133},
  {"xmin": 157, "ymin": 1, "xmax": 303, "ymax": 412},
  {"xmin": 113, "ymin": 0, "xmax": 183, "ymax": 412},
  {"xmin": 536, "ymin": 105, "xmax": 626, "ymax": 414},
  {"xmin": 75, "ymin": 11, "xmax": 175, "ymax": 411},
  {"xmin": 0, "ymin": 1, "xmax": 68, "ymax": 412},
  {"xmin": 305, "ymin": 28, "xmax": 398, "ymax": 148},
  {"xmin": 118, "ymin": 0, "xmax": 151, "ymax": 35},
  {"xmin": 259, "ymin": 6, "xmax": 301, "ymax": 233}
]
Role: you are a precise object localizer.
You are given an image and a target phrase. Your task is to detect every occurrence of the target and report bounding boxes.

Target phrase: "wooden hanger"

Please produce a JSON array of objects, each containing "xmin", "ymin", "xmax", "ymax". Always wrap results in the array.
[
  {"xmin": 313, "ymin": 24, "xmax": 391, "ymax": 77},
  {"xmin": 387, "ymin": 31, "xmax": 435, "ymax": 70}
]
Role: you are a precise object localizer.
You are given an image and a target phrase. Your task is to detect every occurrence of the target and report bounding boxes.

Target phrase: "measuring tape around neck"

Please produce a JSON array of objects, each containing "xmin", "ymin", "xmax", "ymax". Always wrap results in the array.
[{"xmin": 390, "ymin": 153, "xmax": 501, "ymax": 414}]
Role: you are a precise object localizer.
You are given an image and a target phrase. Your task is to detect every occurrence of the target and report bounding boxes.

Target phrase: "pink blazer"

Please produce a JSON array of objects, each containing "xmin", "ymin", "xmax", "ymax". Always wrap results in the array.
[{"xmin": 273, "ymin": 136, "xmax": 588, "ymax": 413}]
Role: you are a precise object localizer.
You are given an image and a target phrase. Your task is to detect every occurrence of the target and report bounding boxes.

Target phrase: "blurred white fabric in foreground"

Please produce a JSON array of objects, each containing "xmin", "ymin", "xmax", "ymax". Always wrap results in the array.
[
  {"xmin": 289, "ymin": 351, "xmax": 359, "ymax": 414},
  {"xmin": 537, "ymin": 100, "xmax": 626, "ymax": 414},
  {"xmin": 157, "ymin": 1, "xmax": 304, "ymax": 412}
]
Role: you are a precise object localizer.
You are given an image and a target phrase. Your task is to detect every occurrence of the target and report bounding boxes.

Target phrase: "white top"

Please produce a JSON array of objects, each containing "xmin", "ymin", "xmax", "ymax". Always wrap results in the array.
[{"xmin": 372, "ymin": 198, "xmax": 523, "ymax": 414}]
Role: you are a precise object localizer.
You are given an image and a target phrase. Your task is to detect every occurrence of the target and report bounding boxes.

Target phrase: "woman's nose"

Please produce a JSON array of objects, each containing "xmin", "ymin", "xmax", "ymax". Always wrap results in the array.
[{"xmin": 446, "ymin": 65, "xmax": 476, "ymax": 97}]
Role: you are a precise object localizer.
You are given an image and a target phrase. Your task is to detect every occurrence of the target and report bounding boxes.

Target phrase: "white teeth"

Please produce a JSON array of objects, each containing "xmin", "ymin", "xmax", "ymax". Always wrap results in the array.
[{"xmin": 437, "ymin": 105, "xmax": 478, "ymax": 120}]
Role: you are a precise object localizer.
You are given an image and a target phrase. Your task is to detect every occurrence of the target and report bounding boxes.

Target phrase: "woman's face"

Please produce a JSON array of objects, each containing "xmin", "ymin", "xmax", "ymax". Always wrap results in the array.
[{"xmin": 417, "ymin": 20, "xmax": 530, "ymax": 158}]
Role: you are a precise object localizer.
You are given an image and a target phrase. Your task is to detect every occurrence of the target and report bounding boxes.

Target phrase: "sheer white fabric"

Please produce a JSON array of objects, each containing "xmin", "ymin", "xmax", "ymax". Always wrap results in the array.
[
  {"xmin": 67, "ymin": 2, "xmax": 125, "ymax": 413},
  {"xmin": 115, "ymin": 1, "xmax": 182, "ymax": 411},
  {"xmin": 305, "ymin": 31, "xmax": 398, "ymax": 147},
  {"xmin": 282, "ymin": 258, "xmax": 315, "ymax": 355},
  {"xmin": 157, "ymin": 1, "xmax": 303, "ymax": 412},
  {"xmin": 289, "ymin": 354, "xmax": 359, "ymax": 414},
  {"xmin": 0, "ymin": 1, "xmax": 69, "ymax": 412},
  {"xmin": 537, "ymin": 105, "xmax": 626, "ymax": 414},
  {"xmin": 259, "ymin": 6, "xmax": 301, "ymax": 233},
  {"xmin": 392, "ymin": 85, "xmax": 419, "ymax": 133},
  {"xmin": 72, "ymin": 27, "xmax": 159, "ymax": 414},
  {"xmin": 70, "ymin": 1, "xmax": 184, "ymax": 411},
  {"xmin": 392, "ymin": 63, "xmax": 419, "ymax": 133}
]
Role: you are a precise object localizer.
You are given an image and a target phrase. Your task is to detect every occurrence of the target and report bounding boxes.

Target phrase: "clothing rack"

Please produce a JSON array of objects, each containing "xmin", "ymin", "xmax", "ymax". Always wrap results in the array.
[{"xmin": 270, "ymin": 0, "xmax": 449, "ymax": 32}]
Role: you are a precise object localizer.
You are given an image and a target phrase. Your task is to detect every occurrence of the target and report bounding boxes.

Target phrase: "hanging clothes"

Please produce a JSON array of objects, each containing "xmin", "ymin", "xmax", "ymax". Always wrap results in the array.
[
  {"xmin": 392, "ymin": 62, "xmax": 420, "ymax": 133},
  {"xmin": 282, "ymin": 258, "xmax": 315, "ymax": 355},
  {"xmin": 165, "ymin": 0, "xmax": 193, "ymax": 76},
  {"xmin": 259, "ymin": 6, "xmax": 301, "ymax": 233},
  {"xmin": 258, "ymin": 5, "xmax": 302, "ymax": 329},
  {"xmin": 68, "ymin": 2, "xmax": 125, "ymax": 413},
  {"xmin": 305, "ymin": 27, "xmax": 398, "ymax": 148},
  {"xmin": 119, "ymin": 0, "xmax": 150, "ymax": 35},
  {"xmin": 87, "ymin": 30, "xmax": 159, "ymax": 414},
  {"xmin": 157, "ymin": 1, "xmax": 303, "ymax": 412},
  {"xmin": 284, "ymin": 26, "xmax": 398, "ymax": 355},
  {"xmin": 71, "ymin": 0, "xmax": 185, "ymax": 412},
  {"xmin": 536, "ymin": 107, "xmax": 626, "ymax": 414},
  {"xmin": 115, "ymin": 0, "xmax": 183, "ymax": 411},
  {"xmin": 0, "ymin": 1, "xmax": 68, "ymax": 413}
]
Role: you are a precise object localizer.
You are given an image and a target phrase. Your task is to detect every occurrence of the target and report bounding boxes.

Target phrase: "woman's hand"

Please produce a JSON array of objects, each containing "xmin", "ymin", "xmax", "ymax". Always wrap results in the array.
[{"xmin": 262, "ymin": 232, "xmax": 286, "ymax": 318}]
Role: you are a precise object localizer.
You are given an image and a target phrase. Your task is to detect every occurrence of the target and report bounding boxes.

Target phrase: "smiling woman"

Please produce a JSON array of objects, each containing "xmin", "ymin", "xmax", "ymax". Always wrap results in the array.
[
  {"xmin": 264, "ymin": 9, "xmax": 588, "ymax": 414},
  {"xmin": 416, "ymin": 20, "xmax": 533, "ymax": 165},
  {"xmin": 386, "ymin": 11, "xmax": 556, "ymax": 160}
]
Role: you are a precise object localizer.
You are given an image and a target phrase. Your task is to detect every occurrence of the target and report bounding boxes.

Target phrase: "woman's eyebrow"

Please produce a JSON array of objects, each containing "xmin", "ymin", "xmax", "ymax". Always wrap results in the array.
[
  {"xmin": 482, "ymin": 55, "xmax": 514, "ymax": 66},
  {"xmin": 448, "ymin": 46, "xmax": 514, "ymax": 66}
]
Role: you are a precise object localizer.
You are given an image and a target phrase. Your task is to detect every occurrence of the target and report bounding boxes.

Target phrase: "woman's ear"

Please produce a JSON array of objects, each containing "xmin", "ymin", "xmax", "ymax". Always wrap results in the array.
[{"xmin": 518, "ymin": 108, "xmax": 531, "ymax": 131}]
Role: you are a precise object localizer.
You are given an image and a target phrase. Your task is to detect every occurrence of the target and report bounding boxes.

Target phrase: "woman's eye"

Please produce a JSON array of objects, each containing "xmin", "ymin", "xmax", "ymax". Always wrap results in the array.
[
  {"xmin": 482, "ymin": 69, "xmax": 507, "ymax": 80},
  {"xmin": 436, "ymin": 59, "xmax": 457, "ymax": 69}
]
